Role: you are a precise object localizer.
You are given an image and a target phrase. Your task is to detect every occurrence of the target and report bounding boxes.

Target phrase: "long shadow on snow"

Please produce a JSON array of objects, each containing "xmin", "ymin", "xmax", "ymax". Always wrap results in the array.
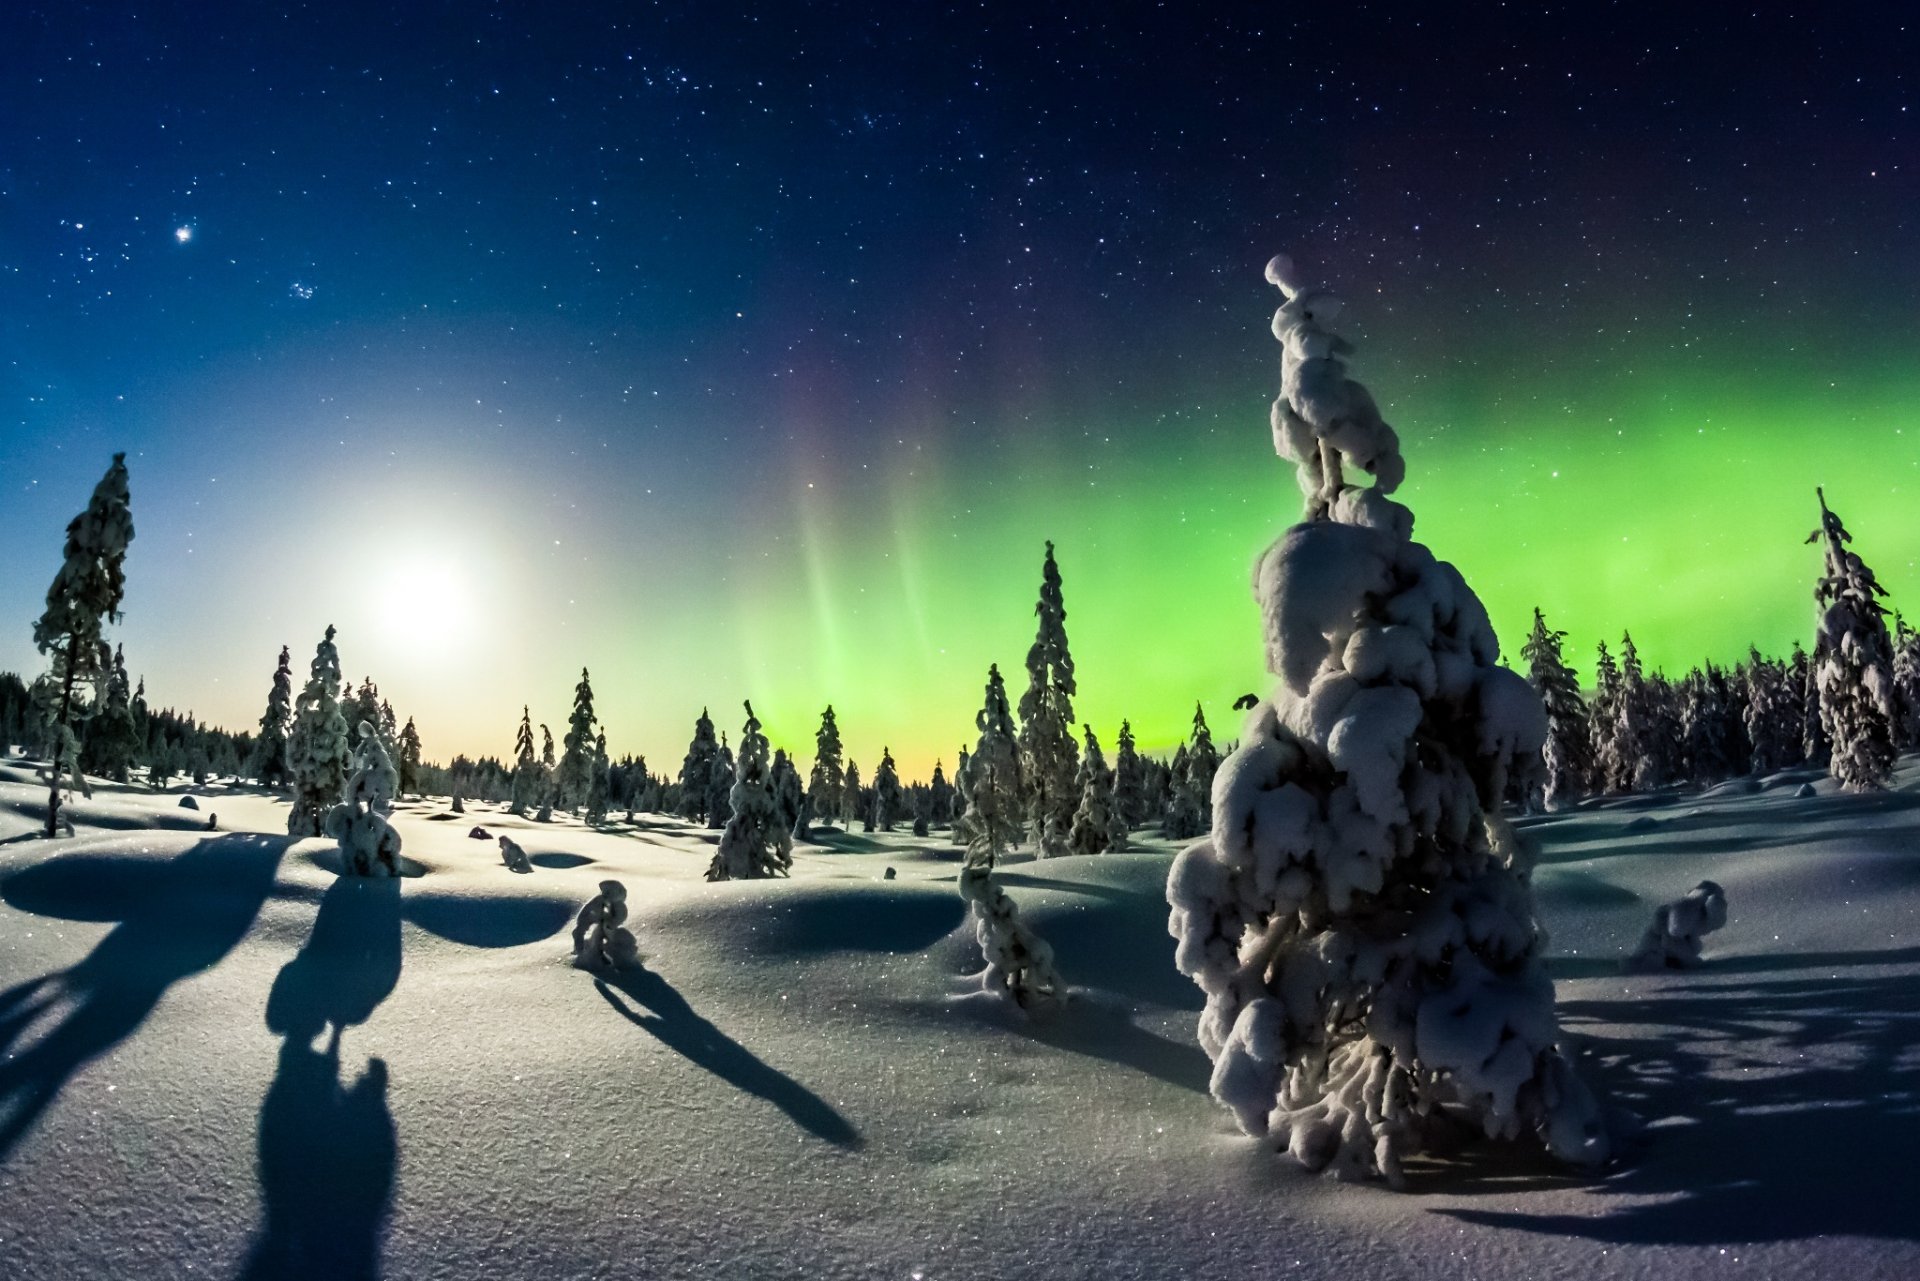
[
  {"xmin": 1012, "ymin": 998, "xmax": 1213, "ymax": 1094},
  {"xmin": 1547, "ymin": 942, "xmax": 1920, "ymax": 982},
  {"xmin": 596, "ymin": 968, "xmax": 862, "ymax": 1149},
  {"xmin": 1436, "ymin": 963, "xmax": 1920, "ymax": 1244},
  {"xmin": 994, "ymin": 873, "xmax": 1204, "ymax": 1012},
  {"xmin": 1536, "ymin": 788, "xmax": 1920, "ymax": 864},
  {"xmin": 0, "ymin": 833, "xmax": 289, "ymax": 1164},
  {"xmin": 240, "ymin": 875, "xmax": 402, "ymax": 1281}
]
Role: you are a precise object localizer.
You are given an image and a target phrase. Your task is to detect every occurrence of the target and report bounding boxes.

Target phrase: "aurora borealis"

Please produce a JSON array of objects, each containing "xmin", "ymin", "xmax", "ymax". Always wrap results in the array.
[{"xmin": 2, "ymin": 3, "xmax": 1916, "ymax": 776}]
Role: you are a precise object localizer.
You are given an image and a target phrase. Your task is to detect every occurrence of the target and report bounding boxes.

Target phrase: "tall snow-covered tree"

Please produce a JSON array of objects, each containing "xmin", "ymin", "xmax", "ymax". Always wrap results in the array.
[
  {"xmin": 1067, "ymin": 724, "xmax": 1122, "ymax": 855},
  {"xmin": 961, "ymin": 664, "xmax": 1023, "ymax": 865},
  {"xmin": 928, "ymin": 760, "xmax": 954, "ymax": 829},
  {"xmin": 1162, "ymin": 707, "xmax": 1218, "ymax": 839},
  {"xmin": 509, "ymin": 706, "xmax": 540, "ymax": 815},
  {"xmin": 287, "ymin": 626, "xmax": 353, "ymax": 837},
  {"xmin": 1588, "ymin": 640, "xmax": 1623, "ymax": 791},
  {"xmin": 1742, "ymin": 648, "xmax": 1802, "ymax": 774},
  {"xmin": 1807, "ymin": 488, "xmax": 1897, "ymax": 790},
  {"xmin": 1521, "ymin": 608, "xmax": 1590, "ymax": 809},
  {"xmin": 770, "ymin": 748, "xmax": 807, "ymax": 841},
  {"xmin": 397, "ymin": 717, "xmax": 423, "ymax": 797},
  {"xmin": 807, "ymin": 705, "xmax": 844, "ymax": 835},
  {"xmin": 1112, "ymin": 720, "xmax": 1148, "ymax": 831},
  {"xmin": 82, "ymin": 644, "xmax": 140, "ymax": 784},
  {"xmin": 677, "ymin": 708, "xmax": 719, "ymax": 822},
  {"xmin": 1793, "ymin": 640, "xmax": 1827, "ymax": 767},
  {"xmin": 251, "ymin": 645, "xmax": 295, "ymax": 787},
  {"xmin": 706, "ymin": 702, "xmax": 793, "ymax": 880},
  {"xmin": 584, "ymin": 730, "xmax": 611, "ymax": 825},
  {"xmin": 556, "ymin": 667, "xmax": 598, "ymax": 812},
  {"xmin": 1891, "ymin": 616, "xmax": 1920, "ymax": 751},
  {"xmin": 32, "ymin": 452, "xmax": 134, "ymax": 837},
  {"xmin": 1613, "ymin": 633, "xmax": 1665, "ymax": 792},
  {"xmin": 871, "ymin": 746, "xmax": 905, "ymax": 831},
  {"xmin": 1167, "ymin": 257, "xmax": 1605, "ymax": 1185},
  {"xmin": 324, "ymin": 720, "xmax": 403, "ymax": 876},
  {"xmin": 949, "ymin": 746, "xmax": 974, "ymax": 847},
  {"xmin": 841, "ymin": 758, "xmax": 864, "ymax": 831},
  {"xmin": 705, "ymin": 736, "xmax": 735, "ymax": 829},
  {"xmin": 1017, "ymin": 541, "xmax": 1080, "ymax": 856}
]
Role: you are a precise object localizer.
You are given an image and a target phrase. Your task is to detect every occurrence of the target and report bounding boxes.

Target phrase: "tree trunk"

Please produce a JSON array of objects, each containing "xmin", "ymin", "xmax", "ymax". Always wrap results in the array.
[{"xmin": 45, "ymin": 633, "xmax": 79, "ymax": 839}]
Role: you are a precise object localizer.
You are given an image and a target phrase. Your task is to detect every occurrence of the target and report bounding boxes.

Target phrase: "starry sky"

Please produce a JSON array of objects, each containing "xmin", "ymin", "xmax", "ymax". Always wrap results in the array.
[{"xmin": 3, "ymin": 2, "xmax": 1916, "ymax": 776}]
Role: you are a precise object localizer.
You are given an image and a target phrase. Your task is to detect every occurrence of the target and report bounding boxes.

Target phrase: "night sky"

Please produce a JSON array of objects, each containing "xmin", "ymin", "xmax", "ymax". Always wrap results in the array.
[{"xmin": 3, "ymin": 2, "xmax": 1915, "ymax": 775}]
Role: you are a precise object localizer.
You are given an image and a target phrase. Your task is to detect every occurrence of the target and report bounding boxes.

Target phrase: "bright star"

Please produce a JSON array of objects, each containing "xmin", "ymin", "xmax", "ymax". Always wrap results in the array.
[{"xmin": 174, "ymin": 225, "xmax": 192, "ymax": 243}]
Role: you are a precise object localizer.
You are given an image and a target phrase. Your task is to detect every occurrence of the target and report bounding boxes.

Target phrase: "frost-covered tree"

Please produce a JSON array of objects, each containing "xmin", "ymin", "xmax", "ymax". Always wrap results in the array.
[
  {"xmin": 535, "ymin": 724, "xmax": 557, "ymax": 820},
  {"xmin": 1891, "ymin": 617, "xmax": 1920, "ymax": 751},
  {"xmin": 1628, "ymin": 881, "xmax": 1728, "ymax": 971},
  {"xmin": 807, "ymin": 705, "xmax": 845, "ymax": 836},
  {"xmin": 1679, "ymin": 665, "xmax": 1742, "ymax": 786},
  {"xmin": 1794, "ymin": 640, "xmax": 1828, "ymax": 767},
  {"xmin": 509, "ymin": 706, "xmax": 540, "ymax": 815},
  {"xmin": 397, "ymin": 718, "xmax": 422, "ymax": 798},
  {"xmin": 957, "ymin": 859, "xmax": 1062, "ymax": 1008},
  {"xmin": 771, "ymin": 749, "xmax": 807, "ymax": 841},
  {"xmin": 82, "ymin": 644, "xmax": 141, "ymax": 784},
  {"xmin": 584, "ymin": 730, "xmax": 611, "ymax": 825},
  {"xmin": 962, "ymin": 665, "xmax": 1024, "ymax": 864},
  {"xmin": 871, "ymin": 747, "xmax": 905, "ymax": 831},
  {"xmin": 1067, "ymin": 724, "xmax": 1122, "ymax": 856},
  {"xmin": 287, "ymin": 626, "xmax": 354, "ymax": 838},
  {"xmin": 706, "ymin": 702, "xmax": 793, "ymax": 880},
  {"xmin": 324, "ymin": 721, "xmax": 403, "ymax": 876},
  {"xmin": 841, "ymin": 758, "xmax": 863, "ymax": 831},
  {"xmin": 677, "ymin": 708, "xmax": 719, "ymax": 823},
  {"xmin": 1167, "ymin": 257, "xmax": 1605, "ymax": 1185},
  {"xmin": 572, "ymin": 880, "xmax": 640, "ymax": 971},
  {"xmin": 1162, "ymin": 707, "xmax": 1217, "ymax": 840},
  {"xmin": 1520, "ymin": 609, "xmax": 1590, "ymax": 809},
  {"xmin": 949, "ymin": 747, "xmax": 974, "ymax": 847},
  {"xmin": 556, "ymin": 667, "xmax": 599, "ymax": 812},
  {"xmin": 1112, "ymin": 720, "xmax": 1148, "ymax": 831},
  {"xmin": 706, "ymin": 737, "xmax": 735, "ymax": 829},
  {"xmin": 1017, "ymin": 541, "xmax": 1080, "ymax": 856},
  {"xmin": 928, "ymin": 760, "xmax": 954, "ymax": 830},
  {"xmin": 251, "ymin": 645, "xmax": 295, "ymax": 788},
  {"xmin": 1611, "ymin": 634, "xmax": 1664, "ymax": 792},
  {"xmin": 1743, "ymin": 649, "xmax": 1803, "ymax": 774},
  {"xmin": 1807, "ymin": 489, "xmax": 1897, "ymax": 790},
  {"xmin": 32, "ymin": 452, "xmax": 134, "ymax": 837}
]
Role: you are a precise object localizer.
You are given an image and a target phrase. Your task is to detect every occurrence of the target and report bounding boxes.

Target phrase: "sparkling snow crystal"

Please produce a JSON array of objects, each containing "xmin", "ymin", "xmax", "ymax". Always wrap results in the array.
[{"xmin": 1165, "ymin": 257, "xmax": 1608, "ymax": 1185}]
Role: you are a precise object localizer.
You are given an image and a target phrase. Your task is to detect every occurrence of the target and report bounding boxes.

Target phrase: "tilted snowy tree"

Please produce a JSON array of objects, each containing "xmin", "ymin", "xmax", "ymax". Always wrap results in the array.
[
  {"xmin": 1112, "ymin": 720, "xmax": 1148, "ymax": 831},
  {"xmin": 397, "ymin": 717, "xmax": 422, "ymax": 798},
  {"xmin": 1067, "ymin": 724, "xmax": 1122, "ymax": 856},
  {"xmin": 1520, "ymin": 609, "xmax": 1590, "ymax": 810},
  {"xmin": 509, "ymin": 706, "xmax": 540, "ymax": 815},
  {"xmin": 1017, "ymin": 541, "xmax": 1081, "ymax": 857},
  {"xmin": 676, "ymin": 708, "xmax": 719, "ymax": 822},
  {"xmin": 556, "ymin": 667, "xmax": 599, "ymax": 813},
  {"xmin": 287, "ymin": 626, "xmax": 354, "ymax": 838},
  {"xmin": 706, "ymin": 737, "xmax": 735, "ymax": 829},
  {"xmin": 584, "ymin": 730, "xmax": 611, "ymax": 825},
  {"xmin": 82, "ymin": 644, "xmax": 141, "ymax": 784},
  {"xmin": 1807, "ymin": 488, "xmax": 1897, "ymax": 791},
  {"xmin": 324, "ymin": 721, "xmax": 403, "ymax": 876},
  {"xmin": 806, "ymin": 705, "xmax": 845, "ymax": 836},
  {"xmin": 871, "ymin": 746, "xmax": 905, "ymax": 831},
  {"xmin": 32, "ymin": 452, "xmax": 134, "ymax": 837},
  {"xmin": 251, "ymin": 645, "xmax": 295, "ymax": 788},
  {"xmin": 706, "ymin": 702, "xmax": 794, "ymax": 880},
  {"xmin": 1627, "ymin": 881, "xmax": 1728, "ymax": 971},
  {"xmin": 1166, "ymin": 257, "xmax": 1607, "ymax": 1185}
]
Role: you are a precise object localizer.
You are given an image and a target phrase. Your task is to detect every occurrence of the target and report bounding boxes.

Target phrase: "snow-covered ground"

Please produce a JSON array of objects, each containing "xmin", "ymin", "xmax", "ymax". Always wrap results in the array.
[{"xmin": 2, "ymin": 756, "xmax": 1918, "ymax": 1279}]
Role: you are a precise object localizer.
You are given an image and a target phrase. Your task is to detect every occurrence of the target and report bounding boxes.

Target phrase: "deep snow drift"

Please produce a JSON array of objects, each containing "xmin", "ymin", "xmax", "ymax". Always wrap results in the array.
[{"xmin": 3, "ymin": 755, "xmax": 1920, "ymax": 1279}]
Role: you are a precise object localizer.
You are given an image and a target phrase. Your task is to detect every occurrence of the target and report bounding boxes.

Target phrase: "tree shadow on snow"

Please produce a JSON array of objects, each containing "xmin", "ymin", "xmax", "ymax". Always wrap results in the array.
[
  {"xmin": 0, "ymin": 834, "xmax": 290, "ymax": 1164},
  {"xmin": 240, "ymin": 875, "xmax": 402, "ymax": 1280},
  {"xmin": 595, "ymin": 969, "xmax": 862, "ymax": 1150},
  {"xmin": 1012, "ymin": 998, "xmax": 1214, "ymax": 1095},
  {"xmin": 1434, "ymin": 958, "xmax": 1920, "ymax": 1244}
]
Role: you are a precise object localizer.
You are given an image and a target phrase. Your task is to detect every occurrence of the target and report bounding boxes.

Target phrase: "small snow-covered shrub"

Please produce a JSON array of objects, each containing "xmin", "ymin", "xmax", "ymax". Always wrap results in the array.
[
  {"xmin": 323, "ymin": 721, "xmax": 403, "ymax": 877},
  {"xmin": 498, "ymin": 835, "xmax": 532, "ymax": 874},
  {"xmin": 1628, "ymin": 881, "xmax": 1728, "ymax": 970},
  {"xmin": 958, "ymin": 865, "xmax": 1061, "ymax": 1008},
  {"xmin": 572, "ymin": 879, "xmax": 639, "ymax": 971}
]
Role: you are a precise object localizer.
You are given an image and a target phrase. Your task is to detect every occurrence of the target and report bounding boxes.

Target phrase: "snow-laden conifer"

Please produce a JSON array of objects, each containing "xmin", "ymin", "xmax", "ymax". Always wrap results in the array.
[
  {"xmin": 251, "ymin": 645, "xmax": 295, "ymax": 788},
  {"xmin": 928, "ymin": 760, "xmax": 954, "ymax": 830},
  {"xmin": 1742, "ymin": 649, "xmax": 1802, "ymax": 774},
  {"xmin": 1162, "ymin": 708, "xmax": 1217, "ymax": 839},
  {"xmin": 1112, "ymin": 720, "xmax": 1148, "ymax": 831},
  {"xmin": 676, "ymin": 708, "xmax": 718, "ymax": 823},
  {"xmin": 1166, "ymin": 257, "xmax": 1606, "ymax": 1185},
  {"xmin": 287, "ymin": 626, "xmax": 354, "ymax": 837},
  {"xmin": 584, "ymin": 730, "xmax": 611, "ymax": 825},
  {"xmin": 949, "ymin": 747, "xmax": 974, "ymax": 847},
  {"xmin": 509, "ymin": 706, "xmax": 539, "ymax": 815},
  {"xmin": 706, "ymin": 737, "xmax": 735, "ymax": 829},
  {"xmin": 1794, "ymin": 640, "xmax": 1828, "ymax": 767},
  {"xmin": 397, "ymin": 717, "xmax": 422, "ymax": 798},
  {"xmin": 1588, "ymin": 641, "xmax": 1623, "ymax": 792},
  {"xmin": 1807, "ymin": 489, "xmax": 1897, "ymax": 790},
  {"xmin": 324, "ymin": 721, "xmax": 403, "ymax": 876},
  {"xmin": 841, "ymin": 758, "xmax": 864, "ymax": 831},
  {"xmin": 807, "ymin": 705, "xmax": 845, "ymax": 835},
  {"xmin": 32, "ymin": 452, "xmax": 134, "ymax": 837},
  {"xmin": 706, "ymin": 702, "xmax": 793, "ymax": 880},
  {"xmin": 1627, "ymin": 881, "xmax": 1728, "ymax": 971},
  {"xmin": 1891, "ymin": 617, "xmax": 1920, "ymax": 750},
  {"xmin": 1521, "ymin": 609, "xmax": 1590, "ymax": 809},
  {"xmin": 534, "ymin": 723, "xmax": 557, "ymax": 821},
  {"xmin": 556, "ymin": 668, "xmax": 598, "ymax": 812},
  {"xmin": 1067, "ymin": 724, "xmax": 1121, "ymax": 856},
  {"xmin": 871, "ymin": 747, "xmax": 905, "ymax": 831},
  {"xmin": 1017, "ymin": 541, "xmax": 1080, "ymax": 856},
  {"xmin": 961, "ymin": 665, "xmax": 1023, "ymax": 863},
  {"xmin": 84, "ymin": 645, "xmax": 141, "ymax": 784}
]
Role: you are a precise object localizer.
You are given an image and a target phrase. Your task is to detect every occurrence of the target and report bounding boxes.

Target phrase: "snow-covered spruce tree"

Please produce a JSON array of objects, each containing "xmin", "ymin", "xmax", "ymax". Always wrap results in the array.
[
  {"xmin": 1520, "ymin": 609, "xmax": 1590, "ymax": 810},
  {"xmin": 287, "ymin": 626, "xmax": 354, "ymax": 837},
  {"xmin": 1162, "ymin": 706, "xmax": 1219, "ymax": 840},
  {"xmin": 1793, "ymin": 641, "xmax": 1828, "ymax": 767},
  {"xmin": 1742, "ymin": 649, "xmax": 1801, "ymax": 774},
  {"xmin": 535, "ymin": 724, "xmax": 557, "ymax": 820},
  {"xmin": 1166, "ymin": 257, "xmax": 1606, "ymax": 1184},
  {"xmin": 556, "ymin": 667, "xmax": 598, "ymax": 813},
  {"xmin": 841, "ymin": 758, "xmax": 864, "ymax": 831},
  {"xmin": 1679, "ymin": 665, "xmax": 1742, "ymax": 786},
  {"xmin": 770, "ymin": 748, "xmax": 807, "ymax": 841},
  {"xmin": 706, "ymin": 736, "xmax": 735, "ymax": 829},
  {"xmin": 251, "ymin": 645, "xmax": 295, "ymax": 787},
  {"xmin": 1587, "ymin": 641, "xmax": 1623, "ymax": 792},
  {"xmin": 872, "ymin": 747, "xmax": 905, "ymax": 831},
  {"xmin": 1017, "ymin": 541, "xmax": 1081, "ymax": 857},
  {"xmin": 676, "ymin": 708, "xmax": 719, "ymax": 822},
  {"xmin": 1613, "ymin": 633, "xmax": 1666, "ymax": 793},
  {"xmin": 706, "ymin": 702, "xmax": 793, "ymax": 880},
  {"xmin": 928, "ymin": 760, "xmax": 954, "ymax": 830},
  {"xmin": 1891, "ymin": 616, "xmax": 1920, "ymax": 751},
  {"xmin": 957, "ymin": 663, "xmax": 1060, "ymax": 1006},
  {"xmin": 1160, "ymin": 742, "xmax": 1191, "ymax": 836},
  {"xmin": 806, "ymin": 705, "xmax": 845, "ymax": 836},
  {"xmin": 1067, "ymin": 724, "xmax": 1121, "ymax": 856},
  {"xmin": 82, "ymin": 644, "xmax": 141, "ymax": 785},
  {"xmin": 585, "ymin": 731, "xmax": 611, "ymax": 825},
  {"xmin": 1807, "ymin": 489, "xmax": 1897, "ymax": 790},
  {"xmin": 397, "ymin": 717, "xmax": 422, "ymax": 798},
  {"xmin": 32, "ymin": 452, "xmax": 134, "ymax": 837},
  {"xmin": 1112, "ymin": 720, "xmax": 1148, "ymax": 831},
  {"xmin": 509, "ymin": 706, "xmax": 539, "ymax": 815},
  {"xmin": 949, "ymin": 747, "xmax": 974, "ymax": 847},
  {"xmin": 323, "ymin": 721, "xmax": 403, "ymax": 876}
]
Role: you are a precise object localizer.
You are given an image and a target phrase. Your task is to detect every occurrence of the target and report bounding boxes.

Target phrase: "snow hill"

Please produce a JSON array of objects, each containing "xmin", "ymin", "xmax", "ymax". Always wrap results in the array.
[{"xmin": 2, "ymin": 755, "xmax": 1918, "ymax": 1279}]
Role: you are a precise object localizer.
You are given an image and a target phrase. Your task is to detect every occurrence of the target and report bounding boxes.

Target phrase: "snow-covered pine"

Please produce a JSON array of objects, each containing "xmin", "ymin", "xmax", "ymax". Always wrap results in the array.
[
  {"xmin": 1742, "ymin": 648, "xmax": 1803, "ymax": 774},
  {"xmin": 1679, "ymin": 664, "xmax": 1743, "ymax": 786},
  {"xmin": 556, "ymin": 667, "xmax": 598, "ymax": 813},
  {"xmin": 1588, "ymin": 640, "xmax": 1624, "ymax": 792},
  {"xmin": 676, "ymin": 708, "xmax": 719, "ymax": 823},
  {"xmin": 961, "ymin": 664, "xmax": 1024, "ymax": 866},
  {"xmin": 83, "ymin": 644, "xmax": 141, "ymax": 784},
  {"xmin": 706, "ymin": 701, "xmax": 794, "ymax": 881},
  {"xmin": 949, "ymin": 747, "xmax": 974, "ymax": 847},
  {"xmin": 1160, "ymin": 742, "xmax": 1191, "ymax": 837},
  {"xmin": 705, "ymin": 736, "xmax": 735, "ymax": 829},
  {"xmin": 1891, "ymin": 616, "xmax": 1920, "ymax": 751},
  {"xmin": 1165, "ymin": 256, "xmax": 1606, "ymax": 1186},
  {"xmin": 1162, "ymin": 707, "xmax": 1218, "ymax": 840},
  {"xmin": 32, "ymin": 452, "xmax": 134, "ymax": 838},
  {"xmin": 323, "ymin": 720, "xmax": 404, "ymax": 876},
  {"xmin": 871, "ymin": 746, "xmax": 905, "ymax": 831},
  {"xmin": 251, "ymin": 645, "xmax": 295, "ymax": 787},
  {"xmin": 1614, "ymin": 634, "xmax": 1665, "ymax": 792},
  {"xmin": 1520, "ymin": 608, "xmax": 1590, "ymax": 809},
  {"xmin": 928, "ymin": 760, "xmax": 954, "ymax": 830},
  {"xmin": 509, "ymin": 706, "xmax": 539, "ymax": 815},
  {"xmin": 806, "ymin": 705, "xmax": 845, "ymax": 836},
  {"xmin": 1794, "ymin": 640, "xmax": 1828, "ymax": 767},
  {"xmin": 1017, "ymin": 541, "xmax": 1080, "ymax": 857},
  {"xmin": 1112, "ymin": 720, "xmax": 1148, "ymax": 831},
  {"xmin": 572, "ymin": 880, "xmax": 640, "ymax": 971},
  {"xmin": 286, "ymin": 626, "xmax": 354, "ymax": 838},
  {"xmin": 841, "ymin": 758, "xmax": 863, "ymax": 831},
  {"xmin": 1627, "ymin": 880, "xmax": 1728, "ymax": 970},
  {"xmin": 1067, "ymin": 723, "xmax": 1119, "ymax": 856},
  {"xmin": 397, "ymin": 717, "xmax": 423, "ymax": 798},
  {"xmin": 584, "ymin": 730, "xmax": 611, "ymax": 825},
  {"xmin": 771, "ymin": 748, "xmax": 807, "ymax": 841},
  {"xmin": 1807, "ymin": 489, "xmax": 1897, "ymax": 791}
]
